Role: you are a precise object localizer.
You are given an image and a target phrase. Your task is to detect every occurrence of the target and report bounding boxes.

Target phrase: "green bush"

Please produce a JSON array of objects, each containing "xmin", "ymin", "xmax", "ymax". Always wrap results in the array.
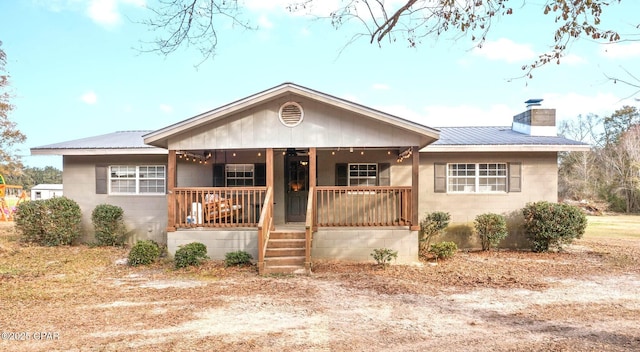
[
  {"xmin": 224, "ymin": 250, "xmax": 253, "ymax": 267},
  {"xmin": 128, "ymin": 240, "xmax": 161, "ymax": 266},
  {"xmin": 474, "ymin": 213, "xmax": 509, "ymax": 251},
  {"xmin": 175, "ymin": 242, "xmax": 209, "ymax": 269},
  {"xmin": 522, "ymin": 201, "xmax": 588, "ymax": 252},
  {"xmin": 91, "ymin": 204, "xmax": 126, "ymax": 246},
  {"xmin": 371, "ymin": 248, "xmax": 398, "ymax": 268},
  {"xmin": 419, "ymin": 211, "xmax": 450, "ymax": 254},
  {"xmin": 429, "ymin": 241, "xmax": 458, "ymax": 261},
  {"xmin": 14, "ymin": 197, "xmax": 82, "ymax": 246}
]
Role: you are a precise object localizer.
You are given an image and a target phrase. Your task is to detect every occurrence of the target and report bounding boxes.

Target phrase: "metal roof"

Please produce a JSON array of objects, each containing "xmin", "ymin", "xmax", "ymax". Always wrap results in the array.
[
  {"xmin": 423, "ymin": 126, "xmax": 590, "ymax": 152},
  {"xmin": 31, "ymin": 131, "xmax": 167, "ymax": 156}
]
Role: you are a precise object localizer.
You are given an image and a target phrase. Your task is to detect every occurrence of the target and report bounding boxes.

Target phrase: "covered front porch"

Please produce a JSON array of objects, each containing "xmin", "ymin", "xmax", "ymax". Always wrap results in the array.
[
  {"xmin": 165, "ymin": 146, "xmax": 421, "ymax": 274},
  {"xmin": 141, "ymin": 83, "xmax": 440, "ymax": 273}
]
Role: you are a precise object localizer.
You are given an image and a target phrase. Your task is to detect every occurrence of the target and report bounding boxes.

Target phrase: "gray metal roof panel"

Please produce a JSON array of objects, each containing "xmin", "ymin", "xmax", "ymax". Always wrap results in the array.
[
  {"xmin": 432, "ymin": 126, "xmax": 588, "ymax": 146},
  {"xmin": 32, "ymin": 131, "xmax": 155, "ymax": 150}
]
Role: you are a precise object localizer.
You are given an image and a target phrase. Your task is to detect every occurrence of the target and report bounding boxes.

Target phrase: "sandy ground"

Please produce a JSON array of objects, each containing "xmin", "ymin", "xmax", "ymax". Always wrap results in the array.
[{"xmin": 1, "ymin": 224, "xmax": 639, "ymax": 351}]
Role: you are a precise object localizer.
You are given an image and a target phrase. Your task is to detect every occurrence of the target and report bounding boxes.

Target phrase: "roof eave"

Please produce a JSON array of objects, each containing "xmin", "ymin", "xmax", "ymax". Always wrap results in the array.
[
  {"xmin": 30, "ymin": 148, "xmax": 168, "ymax": 156},
  {"xmin": 421, "ymin": 144, "xmax": 592, "ymax": 153}
]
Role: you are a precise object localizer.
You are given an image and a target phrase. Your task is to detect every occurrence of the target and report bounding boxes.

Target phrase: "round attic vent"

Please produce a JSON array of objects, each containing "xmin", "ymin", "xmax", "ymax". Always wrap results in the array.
[{"xmin": 278, "ymin": 102, "xmax": 304, "ymax": 127}]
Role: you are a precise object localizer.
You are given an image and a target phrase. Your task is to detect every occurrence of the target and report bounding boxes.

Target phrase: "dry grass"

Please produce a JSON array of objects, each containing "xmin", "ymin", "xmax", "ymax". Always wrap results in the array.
[
  {"xmin": 1, "ymin": 219, "xmax": 639, "ymax": 351},
  {"xmin": 585, "ymin": 214, "xmax": 640, "ymax": 239}
]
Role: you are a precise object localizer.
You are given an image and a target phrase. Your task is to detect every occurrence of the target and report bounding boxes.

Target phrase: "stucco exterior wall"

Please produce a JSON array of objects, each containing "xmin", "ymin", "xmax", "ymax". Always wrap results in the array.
[
  {"xmin": 311, "ymin": 228, "xmax": 418, "ymax": 264},
  {"xmin": 166, "ymin": 227, "xmax": 418, "ymax": 264},
  {"xmin": 167, "ymin": 229, "xmax": 258, "ymax": 260},
  {"xmin": 419, "ymin": 151, "xmax": 559, "ymax": 249},
  {"xmin": 63, "ymin": 155, "xmax": 169, "ymax": 244}
]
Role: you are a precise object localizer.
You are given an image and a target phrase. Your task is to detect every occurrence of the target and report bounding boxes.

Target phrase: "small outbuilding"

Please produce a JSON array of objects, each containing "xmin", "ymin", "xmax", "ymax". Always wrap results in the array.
[{"xmin": 30, "ymin": 184, "xmax": 63, "ymax": 200}]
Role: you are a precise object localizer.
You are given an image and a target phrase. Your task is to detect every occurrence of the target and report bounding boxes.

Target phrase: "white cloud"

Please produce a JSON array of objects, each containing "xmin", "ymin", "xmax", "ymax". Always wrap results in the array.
[
  {"xmin": 372, "ymin": 83, "xmax": 390, "ymax": 90},
  {"xmin": 80, "ymin": 90, "xmax": 98, "ymax": 105},
  {"xmin": 159, "ymin": 104, "xmax": 173, "ymax": 114},
  {"xmin": 258, "ymin": 14, "xmax": 274, "ymax": 29},
  {"xmin": 86, "ymin": 0, "xmax": 145, "ymax": 27},
  {"xmin": 600, "ymin": 42, "xmax": 640, "ymax": 59},
  {"xmin": 472, "ymin": 38, "xmax": 536, "ymax": 63},
  {"xmin": 87, "ymin": 0, "xmax": 120, "ymax": 26}
]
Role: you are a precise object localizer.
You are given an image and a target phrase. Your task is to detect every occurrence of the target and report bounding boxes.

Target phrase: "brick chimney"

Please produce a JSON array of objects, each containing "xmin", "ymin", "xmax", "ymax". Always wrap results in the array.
[{"xmin": 512, "ymin": 99, "xmax": 557, "ymax": 136}]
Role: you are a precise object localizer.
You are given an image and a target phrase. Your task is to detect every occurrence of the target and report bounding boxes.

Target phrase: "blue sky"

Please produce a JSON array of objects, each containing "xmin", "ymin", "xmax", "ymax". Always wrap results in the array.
[{"xmin": 1, "ymin": 0, "xmax": 639, "ymax": 169}]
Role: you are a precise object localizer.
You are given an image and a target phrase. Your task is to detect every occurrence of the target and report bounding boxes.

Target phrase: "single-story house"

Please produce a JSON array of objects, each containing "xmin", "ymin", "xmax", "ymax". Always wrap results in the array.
[
  {"xmin": 31, "ymin": 83, "xmax": 589, "ymax": 274},
  {"xmin": 30, "ymin": 184, "xmax": 63, "ymax": 200}
]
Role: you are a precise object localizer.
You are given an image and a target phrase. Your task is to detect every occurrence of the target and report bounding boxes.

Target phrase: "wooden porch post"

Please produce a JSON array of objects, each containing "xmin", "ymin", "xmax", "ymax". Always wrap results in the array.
[
  {"xmin": 308, "ymin": 148, "xmax": 316, "ymax": 189},
  {"xmin": 309, "ymin": 147, "xmax": 317, "ymax": 231},
  {"xmin": 411, "ymin": 146, "xmax": 420, "ymax": 231},
  {"xmin": 266, "ymin": 148, "xmax": 274, "ymax": 230},
  {"xmin": 266, "ymin": 148, "xmax": 273, "ymax": 189},
  {"xmin": 167, "ymin": 149, "xmax": 177, "ymax": 232}
]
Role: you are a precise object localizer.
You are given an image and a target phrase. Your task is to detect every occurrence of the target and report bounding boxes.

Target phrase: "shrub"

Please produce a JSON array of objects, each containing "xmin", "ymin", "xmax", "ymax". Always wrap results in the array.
[
  {"xmin": 474, "ymin": 213, "xmax": 509, "ymax": 251},
  {"xmin": 14, "ymin": 197, "xmax": 82, "ymax": 246},
  {"xmin": 175, "ymin": 242, "xmax": 209, "ymax": 269},
  {"xmin": 419, "ymin": 211, "xmax": 450, "ymax": 255},
  {"xmin": 522, "ymin": 201, "xmax": 588, "ymax": 252},
  {"xmin": 224, "ymin": 250, "xmax": 253, "ymax": 267},
  {"xmin": 371, "ymin": 248, "xmax": 398, "ymax": 268},
  {"xmin": 128, "ymin": 240, "xmax": 161, "ymax": 266},
  {"xmin": 429, "ymin": 241, "xmax": 458, "ymax": 261},
  {"xmin": 91, "ymin": 204, "xmax": 126, "ymax": 246}
]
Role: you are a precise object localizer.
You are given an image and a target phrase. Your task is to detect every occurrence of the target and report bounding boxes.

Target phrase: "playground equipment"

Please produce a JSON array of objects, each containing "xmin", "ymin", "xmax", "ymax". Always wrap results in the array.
[{"xmin": 0, "ymin": 174, "xmax": 28, "ymax": 221}]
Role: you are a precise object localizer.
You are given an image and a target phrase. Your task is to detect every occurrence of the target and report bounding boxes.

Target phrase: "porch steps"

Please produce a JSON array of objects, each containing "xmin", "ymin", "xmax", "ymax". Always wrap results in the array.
[{"xmin": 263, "ymin": 230, "xmax": 309, "ymax": 275}]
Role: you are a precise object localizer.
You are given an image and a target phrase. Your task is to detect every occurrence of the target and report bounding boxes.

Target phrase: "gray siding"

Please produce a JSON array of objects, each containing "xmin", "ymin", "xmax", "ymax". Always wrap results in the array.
[
  {"xmin": 419, "ymin": 151, "xmax": 558, "ymax": 249},
  {"xmin": 168, "ymin": 97, "xmax": 427, "ymax": 150},
  {"xmin": 63, "ymin": 155, "xmax": 168, "ymax": 244}
]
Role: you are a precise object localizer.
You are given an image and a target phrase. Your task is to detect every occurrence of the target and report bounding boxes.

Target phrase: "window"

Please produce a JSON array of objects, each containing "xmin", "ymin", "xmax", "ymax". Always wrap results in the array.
[
  {"xmin": 348, "ymin": 163, "xmax": 378, "ymax": 186},
  {"xmin": 447, "ymin": 163, "xmax": 507, "ymax": 193},
  {"xmin": 225, "ymin": 164, "xmax": 254, "ymax": 186},
  {"xmin": 109, "ymin": 165, "xmax": 165, "ymax": 195}
]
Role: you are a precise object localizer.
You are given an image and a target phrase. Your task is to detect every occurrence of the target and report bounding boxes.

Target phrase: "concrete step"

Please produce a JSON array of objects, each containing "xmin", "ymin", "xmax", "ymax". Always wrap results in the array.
[
  {"xmin": 270, "ymin": 231, "xmax": 306, "ymax": 240},
  {"xmin": 265, "ymin": 248, "xmax": 306, "ymax": 257},
  {"xmin": 267, "ymin": 238, "xmax": 306, "ymax": 248},
  {"xmin": 264, "ymin": 256, "xmax": 305, "ymax": 266}
]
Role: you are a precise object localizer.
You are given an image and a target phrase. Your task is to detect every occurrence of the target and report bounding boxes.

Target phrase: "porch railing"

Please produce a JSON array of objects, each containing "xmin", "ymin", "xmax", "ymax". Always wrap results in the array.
[
  {"xmin": 315, "ymin": 186, "xmax": 412, "ymax": 227},
  {"xmin": 173, "ymin": 187, "xmax": 267, "ymax": 228},
  {"xmin": 257, "ymin": 187, "xmax": 273, "ymax": 275}
]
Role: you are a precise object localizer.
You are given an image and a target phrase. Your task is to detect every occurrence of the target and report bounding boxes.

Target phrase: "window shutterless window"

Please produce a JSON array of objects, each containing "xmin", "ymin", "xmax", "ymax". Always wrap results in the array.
[
  {"xmin": 348, "ymin": 163, "xmax": 378, "ymax": 186},
  {"xmin": 225, "ymin": 164, "xmax": 255, "ymax": 186},
  {"xmin": 109, "ymin": 165, "xmax": 166, "ymax": 195},
  {"xmin": 447, "ymin": 163, "xmax": 507, "ymax": 193}
]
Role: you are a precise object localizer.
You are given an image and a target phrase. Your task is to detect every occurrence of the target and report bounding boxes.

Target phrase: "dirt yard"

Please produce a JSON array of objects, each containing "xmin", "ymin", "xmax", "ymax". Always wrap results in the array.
[{"xmin": 1, "ymin": 221, "xmax": 639, "ymax": 351}]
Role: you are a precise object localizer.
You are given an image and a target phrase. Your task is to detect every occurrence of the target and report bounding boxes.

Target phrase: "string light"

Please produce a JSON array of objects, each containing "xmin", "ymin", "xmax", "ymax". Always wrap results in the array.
[{"xmin": 397, "ymin": 147, "xmax": 413, "ymax": 163}]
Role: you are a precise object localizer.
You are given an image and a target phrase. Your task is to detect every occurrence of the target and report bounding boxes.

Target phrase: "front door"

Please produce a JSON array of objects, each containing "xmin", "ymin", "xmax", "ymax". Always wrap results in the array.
[{"xmin": 285, "ymin": 154, "xmax": 309, "ymax": 222}]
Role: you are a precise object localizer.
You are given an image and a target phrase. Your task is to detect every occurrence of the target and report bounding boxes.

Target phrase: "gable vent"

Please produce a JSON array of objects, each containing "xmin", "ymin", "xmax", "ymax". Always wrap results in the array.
[{"xmin": 278, "ymin": 102, "xmax": 304, "ymax": 127}]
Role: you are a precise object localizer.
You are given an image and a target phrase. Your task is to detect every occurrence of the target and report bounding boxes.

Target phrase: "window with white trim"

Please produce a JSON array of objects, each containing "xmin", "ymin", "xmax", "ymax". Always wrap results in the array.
[
  {"xmin": 225, "ymin": 164, "xmax": 254, "ymax": 186},
  {"xmin": 109, "ymin": 165, "xmax": 165, "ymax": 194},
  {"xmin": 447, "ymin": 163, "xmax": 507, "ymax": 193},
  {"xmin": 348, "ymin": 163, "xmax": 378, "ymax": 186}
]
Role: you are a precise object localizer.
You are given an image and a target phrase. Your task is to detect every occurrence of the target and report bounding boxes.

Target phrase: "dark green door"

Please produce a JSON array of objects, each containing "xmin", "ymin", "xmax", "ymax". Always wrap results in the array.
[{"xmin": 285, "ymin": 155, "xmax": 309, "ymax": 222}]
